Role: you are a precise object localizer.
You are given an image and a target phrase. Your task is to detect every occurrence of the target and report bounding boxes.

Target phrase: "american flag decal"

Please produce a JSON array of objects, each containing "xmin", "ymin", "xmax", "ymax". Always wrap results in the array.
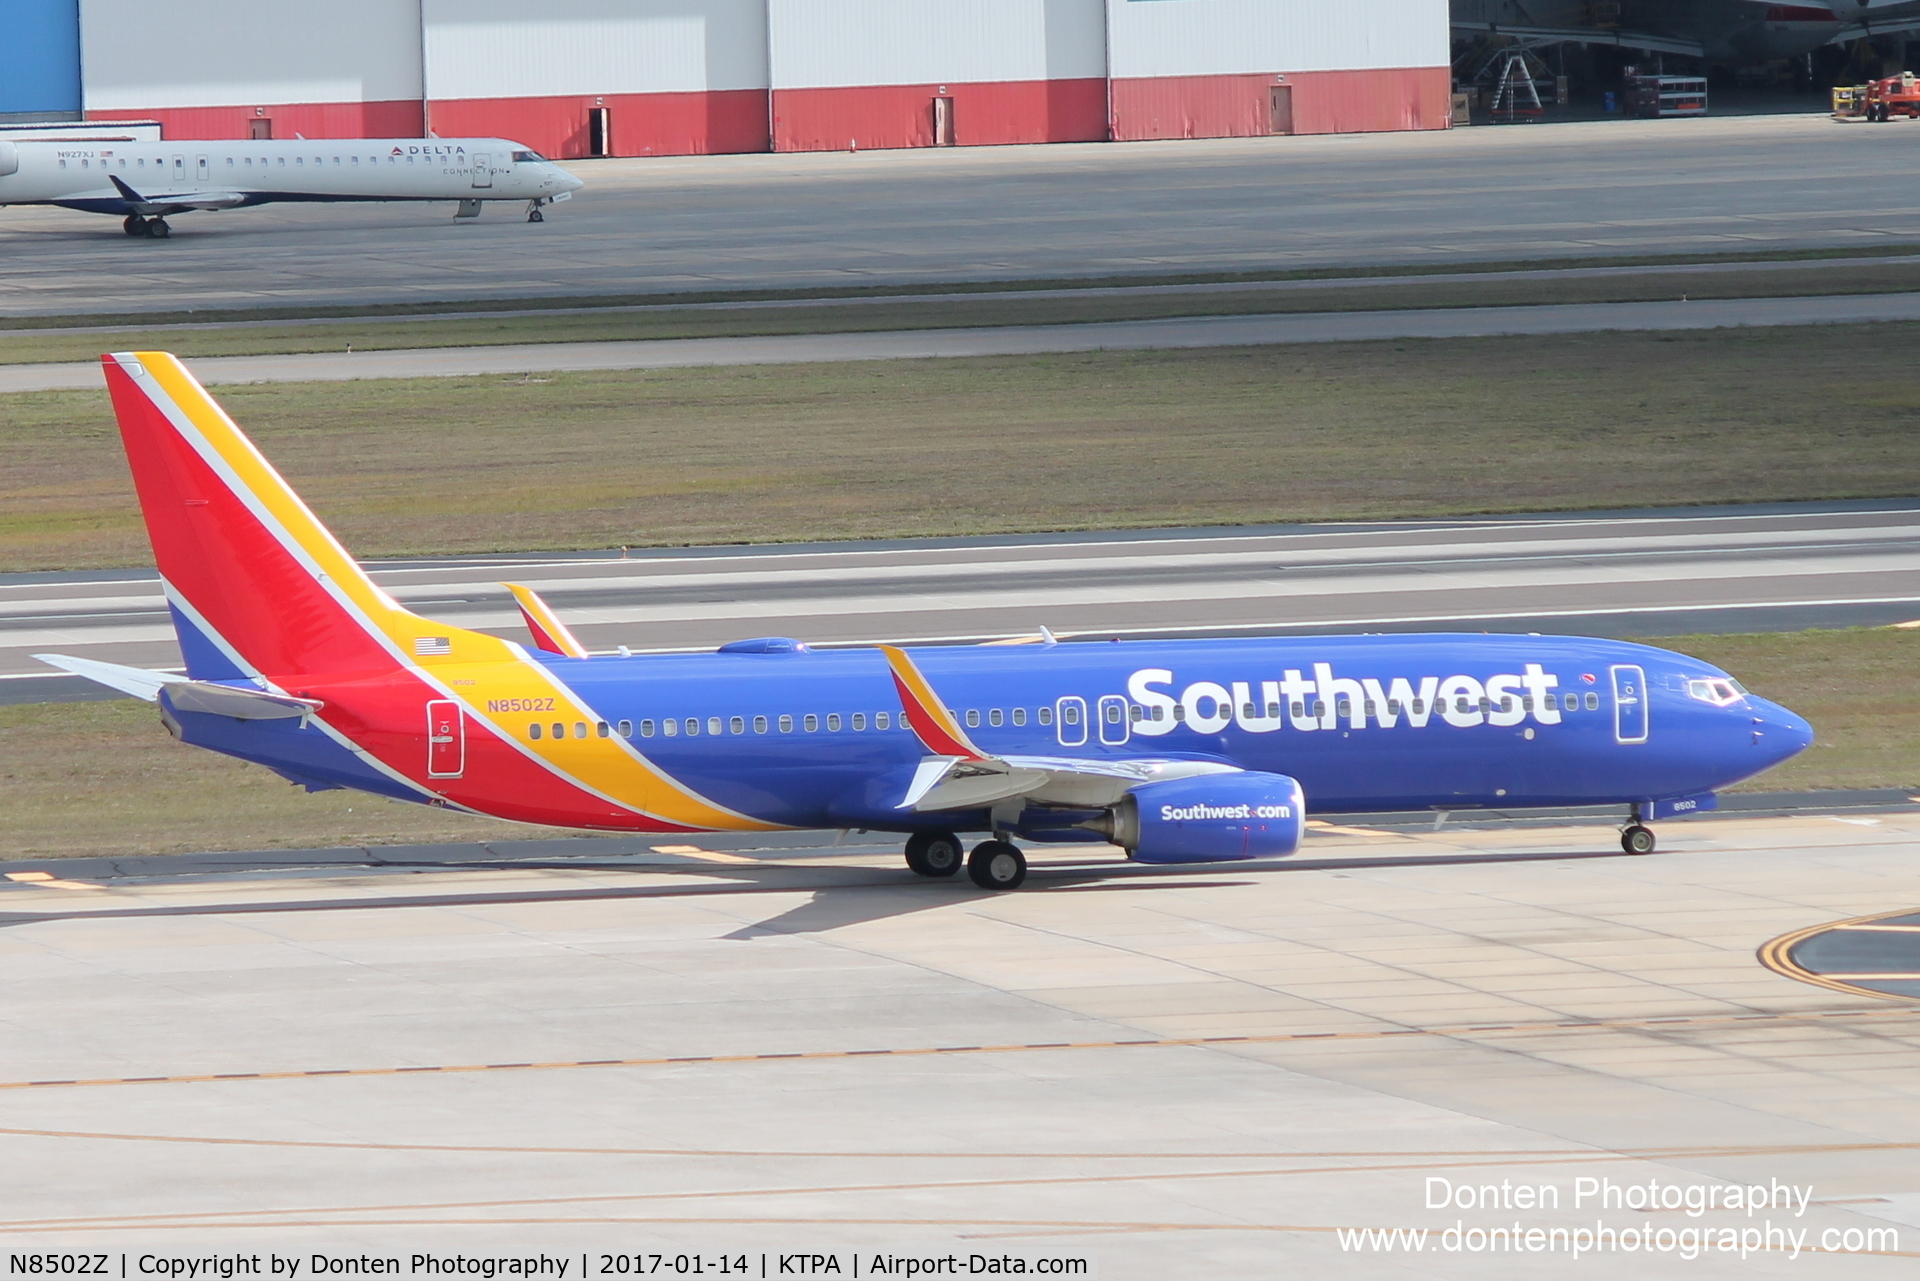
[{"xmin": 414, "ymin": 637, "xmax": 452, "ymax": 656}]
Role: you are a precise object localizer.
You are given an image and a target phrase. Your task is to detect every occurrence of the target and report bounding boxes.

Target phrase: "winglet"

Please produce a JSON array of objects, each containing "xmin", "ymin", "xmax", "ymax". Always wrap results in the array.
[
  {"xmin": 504, "ymin": 583, "xmax": 589, "ymax": 658},
  {"xmin": 878, "ymin": 644, "xmax": 986, "ymax": 760}
]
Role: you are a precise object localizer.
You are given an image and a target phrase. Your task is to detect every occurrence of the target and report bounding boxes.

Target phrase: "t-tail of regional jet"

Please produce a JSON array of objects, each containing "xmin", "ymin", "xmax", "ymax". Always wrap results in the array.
[{"xmin": 40, "ymin": 353, "xmax": 1816, "ymax": 890}]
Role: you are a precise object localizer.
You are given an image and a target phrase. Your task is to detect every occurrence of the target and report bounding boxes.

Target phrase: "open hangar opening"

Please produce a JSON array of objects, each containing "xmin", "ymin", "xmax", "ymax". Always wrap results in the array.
[{"xmin": 9, "ymin": 0, "xmax": 1451, "ymax": 157}]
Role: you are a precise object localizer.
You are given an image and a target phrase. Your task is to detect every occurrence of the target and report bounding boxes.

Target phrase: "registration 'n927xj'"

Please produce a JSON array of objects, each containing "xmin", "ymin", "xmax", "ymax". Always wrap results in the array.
[{"xmin": 40, "ymin": 354, "xmax": 1815, "ymax": 890}]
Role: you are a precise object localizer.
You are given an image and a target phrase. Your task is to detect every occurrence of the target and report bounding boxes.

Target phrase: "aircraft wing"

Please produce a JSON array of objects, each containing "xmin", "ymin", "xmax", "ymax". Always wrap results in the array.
[
  {"xmin": 899, "ymin": 752, "xmax": 1239, "ymax": 812},
  {"xmin": 878, "ymin": 643, "xmax": 1240, "ymax": 812},
  {"xmin": 109, "ymin": 175, "xmax": 248, "ymax": 215}
]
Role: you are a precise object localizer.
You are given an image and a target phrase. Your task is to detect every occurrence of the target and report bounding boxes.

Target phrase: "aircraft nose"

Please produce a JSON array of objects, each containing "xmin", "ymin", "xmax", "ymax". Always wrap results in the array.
[
  {"xmin": 556, "ymin": 168, "xmax": 585, "ymax": 193},
  {"xmin": 1748, "ymin": 697, "xmax": 1814, "ymax": 766}
]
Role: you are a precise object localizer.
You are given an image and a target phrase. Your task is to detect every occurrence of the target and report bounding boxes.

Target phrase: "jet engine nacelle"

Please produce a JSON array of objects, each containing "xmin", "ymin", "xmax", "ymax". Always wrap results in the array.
[
  {"xmin": 1109, "ymin": 771, "xmax": 1305, "ymax": 864},
  {"xmin": 0, "ymin": 143, "xmax": 18, "ymax": 178}
]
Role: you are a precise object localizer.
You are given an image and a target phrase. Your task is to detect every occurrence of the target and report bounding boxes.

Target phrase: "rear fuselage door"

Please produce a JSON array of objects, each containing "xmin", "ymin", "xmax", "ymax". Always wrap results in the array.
[
  {"xmin": 1611, "ymin": 665, "xmax": 1648, "ymax": 744},
  {"xmin": 471, "ymin": 154, "xmax": 491, "ymax": 188},
  {"xmin": 427, "ymin": 699, "xmax": 466, "ymax": 776}
]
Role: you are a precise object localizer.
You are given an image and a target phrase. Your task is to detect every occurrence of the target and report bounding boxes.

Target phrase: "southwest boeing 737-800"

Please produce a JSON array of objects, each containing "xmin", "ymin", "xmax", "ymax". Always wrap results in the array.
[
  {"xmin": 36, "ymin": 353, "xmax": 1813, "ymax": 890},
  {"xmin": 0, "ymin": 137, "xmax": 583, "ymax": 237}
]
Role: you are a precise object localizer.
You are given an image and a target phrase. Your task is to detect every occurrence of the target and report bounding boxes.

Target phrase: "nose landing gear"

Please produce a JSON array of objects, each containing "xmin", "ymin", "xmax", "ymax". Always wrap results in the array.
[{"xmin": 526, "ymin": 199, "xmax": 547, "ymax": 223}]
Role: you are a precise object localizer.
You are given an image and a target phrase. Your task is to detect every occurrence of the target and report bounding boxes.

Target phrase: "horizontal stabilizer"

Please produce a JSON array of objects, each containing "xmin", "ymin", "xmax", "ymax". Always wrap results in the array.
[
  {"xmin": 34, "ymin": 653, "xmax": 321, "ymax": 720},
  {"xmin": 32, "ymin": 653, "xmax": 185, "ymax": 701},
  {"xmin": 505, "ymin": 583, "xmax": 588, "ymax": 658}
]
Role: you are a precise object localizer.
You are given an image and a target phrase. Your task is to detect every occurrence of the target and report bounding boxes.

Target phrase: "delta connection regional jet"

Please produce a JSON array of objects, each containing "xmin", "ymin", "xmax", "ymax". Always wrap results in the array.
[
  {"xmin": 0, "ymin": 137, "xmax": 583, "ymax": 236},
  {"xmin": 38, "ymin": 354, "xmax": 1813, "ymax": 890}
]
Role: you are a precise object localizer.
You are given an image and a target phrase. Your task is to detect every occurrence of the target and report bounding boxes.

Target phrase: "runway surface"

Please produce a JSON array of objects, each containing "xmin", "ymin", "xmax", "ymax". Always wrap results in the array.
[
  {"xmin": 7, "ymin": 290, "xmax": 1920, "ymax": 393},
  {"xmin": 7, "ymin": 500, "xmax": 1917, "ymax": 704},
  {"xmin": 4, "ymin": 114, "xmax": 1920, "ymax": 318},
  {"xmin": 2, "ymin": 808, "xmax": 1916, "ymax": 1273}
]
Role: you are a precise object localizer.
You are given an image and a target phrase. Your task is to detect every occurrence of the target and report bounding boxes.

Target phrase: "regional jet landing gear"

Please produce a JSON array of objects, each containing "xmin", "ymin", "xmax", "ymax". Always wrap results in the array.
[
  {"xmin": 904, "ymin": 829, "xmax": 963, "ymax": 878},
  {"xmin": 526, "ymin": 198, "xmax": 547, "ymax": 223},
  {"xmin": 1621, "ymin": 803, "xmax": 1656, "ymax": 855},
  {"xmin": 122, "ymin": 215, "xmax": 169, "ymax": 239}
]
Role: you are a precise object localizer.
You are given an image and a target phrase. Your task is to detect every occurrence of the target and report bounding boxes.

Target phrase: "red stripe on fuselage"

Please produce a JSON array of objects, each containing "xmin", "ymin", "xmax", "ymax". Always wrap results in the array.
[{"xmin": 888, "ymin": 670, "xmax": 977, "ymax": 759}]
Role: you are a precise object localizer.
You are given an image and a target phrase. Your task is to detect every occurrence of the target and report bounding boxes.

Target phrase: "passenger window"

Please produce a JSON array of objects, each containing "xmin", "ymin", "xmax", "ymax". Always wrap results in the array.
[
  {"xmin": 1106, "ymin": 703, "xmax": 1123, "ymax": 723},
  {"xmin": 1336, "ymin": 699, "xmax": 1351, "ymax": 718},
  {"xmin": 1011, "ymin": 708, "xmax": 1025, "ymax": 726},
  {"xmin": 1131, "ymin": 705, "xmax": 1143, "ymax": 722},
  {"xmin": 619, "ymin": 720, "xmax": 633, "ymax": 738},
  {"xmin": 729, "ymin": 716, "xmax": 744, "ymax": 734},
  {"xmin": 876, "ymin": 712, "xmax": 890, "ymax": 730},
  {"xmin": 966, "ymin": 709, "xmax": 981, "ymax": 727},
  {"xmin": 1313, "ymin": 701, "xmax": 1326, "ymax": 718},
  {"xmin": 703, "ymin": 717, "xmax": 718, "ymax": 735},
  {"xmin": 552, "ymin": 722, "xmax": 566, "ymax": 739},
  {"xmin": 597, "ymin": 722, "xmax": 609, "ymax": 738},
  {"xmin": 826, "ymin": 713, "xmax": 842, "ymax": 731},
  {"xmin": 804, "ymin": 714, "xmax": 818, "ymax": 732},
  {"xmin": 988, "ymin": 709, "xmax": 1003, "ymax": 727},
  {"xmin": 1412, "ymin": 699, "xmax": 1425, "ymax": 715},
  {"xmin": 852, "ymin": 713, "xmax": 867, "ymax": 730},
  {"xmin": 754, "ymin": 715, "xmax": 768, "ymax": 733},
  {"xmin": 1063, "ymin": 705, "xmax": 1081, "ymax": 726},
  {"xmin": 575, "ymin": 722, "xmax": 587, "ymax": 739},
  {"xmin": 685, "ymin": 718, "xmax": 699, "ymax": 736},
  {"xmin": 1563, "ymin": 694, "xmax": 1576, "ymax": 711},
  {"xmin": 780, "ymin": 714, "xmax": 794, "ymax": 732},
  {"xmin": 662, "ymin": 718, "xmax": 677, "ymax": 736},
  {"xmin": 1388, "ymin": 700, "xmax": 1402, "ymax": 715},
  {"xmin": 1266, "ymin": 702, "xmax": 1280, "ymax": 718},
  {"xmin": 529, "ymin": 723, "xmax": 542, "ymax": 740},
  {"xmin": 1038, "ymin": 706, "xmax": 1054, "ymax": 725},
  {"xmin": 1585, "ymin": 693, "xmax": 1600, "ymax": 710}
]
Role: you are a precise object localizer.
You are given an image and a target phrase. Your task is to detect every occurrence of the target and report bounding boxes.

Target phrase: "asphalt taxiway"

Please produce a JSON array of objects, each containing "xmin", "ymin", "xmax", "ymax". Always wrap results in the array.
[
  {"xmin": 5, "ymin": 114, "xmax": 1920, "ymax": 318},
  {"xmin": 5, "ymin": 500, "xmax": 1916, "ymax": 704},
  {"xmin": 1, "ymin": 807, "xmax": 1916, "ymax": 1274}
]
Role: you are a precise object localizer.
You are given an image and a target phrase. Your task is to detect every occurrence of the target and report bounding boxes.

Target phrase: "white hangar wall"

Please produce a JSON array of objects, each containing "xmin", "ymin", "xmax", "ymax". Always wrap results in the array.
[{"xmin": 74, "ymin": 0, "xmax": 1451, "ymax": 156}]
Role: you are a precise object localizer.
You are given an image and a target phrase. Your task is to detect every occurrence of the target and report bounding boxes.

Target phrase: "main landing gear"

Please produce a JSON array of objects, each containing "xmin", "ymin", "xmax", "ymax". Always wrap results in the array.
[
  {"xmin": 1620, "ymin": 803, "xmax": 1656, "ymax": 855},
  {"xmin": 902, "ymin": 830, "xmax": 1029, "ymax": 890},
  {"xmin": 123, "ymin": 215, "xmax": 170, "ymax": 238},
  {"xmin": 967, "ymin": 839, "xmax": 1027, "ymax": 891}
]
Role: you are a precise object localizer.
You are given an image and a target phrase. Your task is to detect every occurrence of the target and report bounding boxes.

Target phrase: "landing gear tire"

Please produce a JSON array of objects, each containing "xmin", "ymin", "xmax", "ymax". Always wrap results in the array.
[
  {"xmin": 905, "ymin": 829, "xmax": 963, "ymax": 878},
  {"xmin": 528, "ymin": 208, "xmax": 545, "ymax": 223},
  {"xmin": 967, "ymin": 839, "xmax": 1027, "ymax": 891},
  {"xmin": 1621, "ymin": 824, "xmax": 1656, "ymax": 855},
  {"xmin": 122, "ymin": 215, "xmax": 148, "ymax": 237},
  {"xmin": 147, "ymin": 219, "xmax": 171, "ymax": 239}
]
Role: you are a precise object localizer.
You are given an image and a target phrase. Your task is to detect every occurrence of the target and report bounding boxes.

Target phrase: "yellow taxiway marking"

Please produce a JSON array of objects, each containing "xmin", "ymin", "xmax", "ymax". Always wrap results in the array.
[
  {"xmin": 648, "ymin": 845, "xmax": 757, "ymax": 864},
  {"xmin": 2, "ymin": 1004, "xmax": 1912, "ymax": 1094},
  {"xmin": 4, "ymin": 871, "xmax": 106, "ymax": 891}
]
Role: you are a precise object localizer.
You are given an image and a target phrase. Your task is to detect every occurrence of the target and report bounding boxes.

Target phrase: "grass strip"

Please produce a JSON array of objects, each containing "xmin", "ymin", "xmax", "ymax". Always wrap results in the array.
[
  {"xmin": 2, "ymin": 628, "xmax": 1908, "ymax": 860},
  {"xmin": 4, "ymin": 324, "xmax": 1918, "ymax": 572},
  {"xmin": 10, "ymin": 261, "xmax": 1920, "ymax": 365},
  {"xmin": 8, "ymin": 240, "xmax": 1920, "ymax": 333}
]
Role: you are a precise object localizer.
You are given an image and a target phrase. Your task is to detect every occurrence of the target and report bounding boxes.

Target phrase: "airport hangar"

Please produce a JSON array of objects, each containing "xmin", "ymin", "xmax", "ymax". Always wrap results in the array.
[{"xmin": 3, "ymin": 0, "xmax": 1451, "ymax": 158}]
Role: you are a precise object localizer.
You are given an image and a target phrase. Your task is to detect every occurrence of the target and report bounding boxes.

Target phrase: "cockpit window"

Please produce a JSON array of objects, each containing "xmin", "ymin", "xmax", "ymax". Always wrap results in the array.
[
  {"xmin": 510, "ymin": 150, "xmax": 546, "ymax": 162},
  {"xmin": 1687, "ymin": 678, "xmax": 1744, "ymax": 707}
]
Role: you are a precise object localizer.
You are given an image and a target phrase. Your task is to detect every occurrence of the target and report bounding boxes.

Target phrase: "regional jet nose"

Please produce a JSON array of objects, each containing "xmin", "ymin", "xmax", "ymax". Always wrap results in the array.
[
  {"xmin": 555, "ymin": 168, "xmax": 585, "ymax": 193},
  {"xmin": 1747, "ymin": 697, "xmax": 1814, "ymax": 768}
]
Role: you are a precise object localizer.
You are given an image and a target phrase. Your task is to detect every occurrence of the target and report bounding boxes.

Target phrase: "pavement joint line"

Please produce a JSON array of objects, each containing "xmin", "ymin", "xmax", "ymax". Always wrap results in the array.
[{"xmin": 8, "ymin": 1005, "xmax": 1915, "ymax": 1093}]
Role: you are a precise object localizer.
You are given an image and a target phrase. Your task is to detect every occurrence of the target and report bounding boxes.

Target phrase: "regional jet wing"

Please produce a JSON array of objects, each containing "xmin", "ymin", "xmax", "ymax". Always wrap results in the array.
[{"xmin": 109, "ymin": 175, "xmax": 247, "ymax": 215}]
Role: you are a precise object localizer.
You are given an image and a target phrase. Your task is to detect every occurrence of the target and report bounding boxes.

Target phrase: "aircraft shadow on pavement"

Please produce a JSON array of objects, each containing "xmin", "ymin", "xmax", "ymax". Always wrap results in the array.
[{"xmin": 0, "ymin": 844, "xmax": 1642, "ymax": 934}]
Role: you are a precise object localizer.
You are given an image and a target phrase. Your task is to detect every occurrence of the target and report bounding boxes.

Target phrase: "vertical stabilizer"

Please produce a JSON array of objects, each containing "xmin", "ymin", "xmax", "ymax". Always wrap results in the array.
[{"xmin": 102, "ymin": 352, "xmax": 463, "ymax": 680}]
